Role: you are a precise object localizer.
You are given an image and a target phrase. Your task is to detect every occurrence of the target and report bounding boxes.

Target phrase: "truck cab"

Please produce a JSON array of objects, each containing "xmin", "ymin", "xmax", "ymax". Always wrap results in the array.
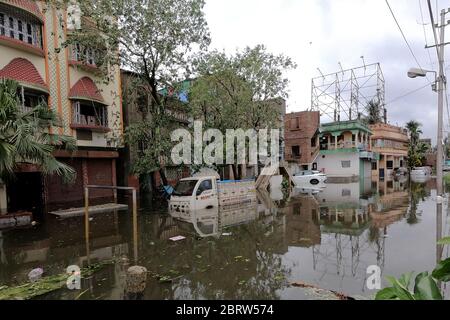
[{"xmin": 169, "ymin": 176, "xmax": 219, "ymax": 219}]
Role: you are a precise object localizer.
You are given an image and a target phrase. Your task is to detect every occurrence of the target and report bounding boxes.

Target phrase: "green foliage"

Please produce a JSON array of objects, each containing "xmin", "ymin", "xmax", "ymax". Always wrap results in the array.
[
  {"xmin": 363, "ymin": 100, "xmax": 383, "ymax": 125},
  {"xmin": 0, "ymin": 261, "xmax": 113, "ymax": 300},
  {"xmin": 438, "ymin": 237, "xmax": 450, "ymax": 245},
  {"xmin": 190, "ymin": 45, "xmax": 296, "ymax": 131},
  {"xmin": 0, "ymin": 79, "xmax": 76, "ymax": 182},
  {"xmin": 405, "ymin": 120, "xmax": 427, "ymax": 170},
  {"xmin": 432, "ymin": 258, "xmax": 450, "ymax": 282},
  {"xmin": 376, "ymin": 235, "xmax": 450, "ymax": 300},
  {"xmin": 375, "ymin": 272, "xmax": 442, "ymax": 300}
]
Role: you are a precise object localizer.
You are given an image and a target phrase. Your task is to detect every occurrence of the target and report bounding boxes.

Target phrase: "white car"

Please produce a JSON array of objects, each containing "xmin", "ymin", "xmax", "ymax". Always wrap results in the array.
[{"xmin": 292, "ymin": 170, "xmax": 327, "ymax": 187}]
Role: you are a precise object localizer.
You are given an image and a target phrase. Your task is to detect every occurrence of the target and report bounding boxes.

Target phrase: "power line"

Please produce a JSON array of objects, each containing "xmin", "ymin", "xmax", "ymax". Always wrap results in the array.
[
  {"xmin": 385, "ymin": 0, "xmax": 432, "ymax": 84},
  {"xmin": 386, "ymin": 83, "xmax": 431, "ymax": 105},
  {"xmin": 419, "ymin": 0, "xmax": 436, "ymax": 68}
]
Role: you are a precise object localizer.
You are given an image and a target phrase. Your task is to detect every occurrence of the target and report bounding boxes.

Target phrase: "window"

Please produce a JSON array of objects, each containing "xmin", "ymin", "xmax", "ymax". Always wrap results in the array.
[
  {"xmin": 311, "ymin": 137, "xmax": 317, "ymax": 147},
  {"xmin": 292, "ymin": 146, "xmax": 301, "ymax": 157},
  {"xmin": 387, "ymin": 161, "xmax": 394, "ymax": 170},
  {"xmin": 17, "ymin": 19, "xmax": 23, "ymax": 41},
  {"xmin": 341, "ymin": 161, "xmax": 351, "ymax": 168},
  {"xmin": 342, "ymin": 189, "xmax": 351, "ymax": 197},
  {"xmin": 72, "ymin": 101, "xmax": 108, "ymax": 128},
  {"xmin": 0, "ymin": 13, "xmax": 5, "ymax": 36},
  {"xmin": 173, "ymin": 180, "xmax": 198, "ymax": 197},
  {"xmin": 76, "ymin": 130, "xmax": 93, "ymax": 141},
  {"xmin": 372, "ymin": 162, "xmax": 377, "ymax": 170},
  {"xmin": 17, "ymin": 86, "xmax": 47, "ymax": 113},
  {"xmin": 71, "ymin": 43, "xmax": 97, "ymax": 66},
  {"xmin": 0, "ymin": 11, "xmax": 42, "ymax": 48},
  {"xmin": 197, "ymin": 180, "xmax": 212, "ymax": 194}
]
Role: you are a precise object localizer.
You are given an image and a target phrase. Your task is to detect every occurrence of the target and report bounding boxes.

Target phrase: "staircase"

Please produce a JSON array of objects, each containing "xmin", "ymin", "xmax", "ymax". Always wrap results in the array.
[{"xmin": 255, "ymin": 159, "xmax": 295, "ymax": 190}]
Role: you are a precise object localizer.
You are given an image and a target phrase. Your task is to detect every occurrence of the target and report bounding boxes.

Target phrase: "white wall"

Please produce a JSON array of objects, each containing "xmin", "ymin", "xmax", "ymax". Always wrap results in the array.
[{"xmin": 317, "ymin": 152, "xmax": 360, "ymax": 177}]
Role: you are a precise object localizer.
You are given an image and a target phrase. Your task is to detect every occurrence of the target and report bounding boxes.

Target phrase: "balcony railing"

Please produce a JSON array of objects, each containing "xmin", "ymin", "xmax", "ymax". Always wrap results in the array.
[
  {"xmin": 71, "ymin": 103, "xmax": 109, "ymax": 132},
  {"xmin": 320, "ymin": 141, "xmax": 370, "ymax": 151}
]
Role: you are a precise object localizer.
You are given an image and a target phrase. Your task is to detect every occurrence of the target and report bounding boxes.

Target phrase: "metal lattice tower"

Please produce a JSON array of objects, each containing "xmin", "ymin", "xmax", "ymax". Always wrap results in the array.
[{"xmin": 311, "ymin": 63, "xmax": 386, "ymax": 122}]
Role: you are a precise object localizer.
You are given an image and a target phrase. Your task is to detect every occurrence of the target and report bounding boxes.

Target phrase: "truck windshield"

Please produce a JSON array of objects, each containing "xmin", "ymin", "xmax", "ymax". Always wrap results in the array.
[{"xmin": 173, "ymin": 180, "xmax": 198, "ymax": 196}]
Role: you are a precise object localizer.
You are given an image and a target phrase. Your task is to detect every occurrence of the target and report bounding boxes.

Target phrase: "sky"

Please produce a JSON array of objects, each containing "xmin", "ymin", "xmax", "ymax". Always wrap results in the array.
[{"xmin": 203, "ymin": 0, "xmax": 449, "ymax": 143}]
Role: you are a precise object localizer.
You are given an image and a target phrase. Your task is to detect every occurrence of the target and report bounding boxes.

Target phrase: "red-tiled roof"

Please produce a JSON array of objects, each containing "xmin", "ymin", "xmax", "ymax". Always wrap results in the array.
[
  {"xmin": 69, "ymin": 77, "xmax": 105, "ymax": 104},
  {"xmin": 3, "ymin": 0, "xmax": 44, "ymax": 21},
  {"xmin": 0, "ymin": 57, "xmax": 48, "ymax": 91}
]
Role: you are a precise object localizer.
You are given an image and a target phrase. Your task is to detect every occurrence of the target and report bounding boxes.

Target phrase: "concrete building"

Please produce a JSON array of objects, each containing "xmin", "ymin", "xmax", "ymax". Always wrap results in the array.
[
  {"xmin": 370, "ymin": 123, "xmax": 408, "ymax": 179},
  {"xmin": 0, "ymin": 1, "xmax": 122, "ymax": 214},
  {"xmin": 316, "ymin": 120, "xmax": 376, "ymax": 180},
  {"xmin": 284, "ymin": 111, "xmax": 320, "ymax": 170}
]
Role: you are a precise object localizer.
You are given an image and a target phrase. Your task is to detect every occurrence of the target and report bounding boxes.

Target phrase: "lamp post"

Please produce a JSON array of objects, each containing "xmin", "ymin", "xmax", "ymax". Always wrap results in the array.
[{"xmin": 407, "ymin": 67, "xmax": 443, "ymax": 197}]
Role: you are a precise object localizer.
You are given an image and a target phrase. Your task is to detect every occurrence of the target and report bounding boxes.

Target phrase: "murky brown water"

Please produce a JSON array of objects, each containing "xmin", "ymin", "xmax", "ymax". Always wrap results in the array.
[{"xmin": 1, "ymin": 178, "xmax": 449, "ymax": 300}]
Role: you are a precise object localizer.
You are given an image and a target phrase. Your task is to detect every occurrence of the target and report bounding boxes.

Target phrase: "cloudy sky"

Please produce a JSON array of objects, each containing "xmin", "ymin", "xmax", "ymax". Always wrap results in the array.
[{"xmin": 204, "ymin": 0, "xmax": 449, "ymax": 143}]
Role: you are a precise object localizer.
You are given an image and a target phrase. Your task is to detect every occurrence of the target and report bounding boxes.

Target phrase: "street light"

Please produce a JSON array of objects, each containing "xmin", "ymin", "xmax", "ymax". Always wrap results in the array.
[{"xmin": 407, "ymin": 68, "xmax": 438, "ymax": 91}]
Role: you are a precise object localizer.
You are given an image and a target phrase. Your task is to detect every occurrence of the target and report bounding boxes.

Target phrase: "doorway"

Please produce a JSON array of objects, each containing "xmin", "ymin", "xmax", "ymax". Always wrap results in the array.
[{"xmin": 7, "ymin": 173, "xmax": 44, "ymax": 215}]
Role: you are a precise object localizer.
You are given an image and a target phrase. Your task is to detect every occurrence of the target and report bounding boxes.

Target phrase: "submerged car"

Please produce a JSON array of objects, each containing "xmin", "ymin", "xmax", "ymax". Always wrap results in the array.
[{"xmin": 292, "ymin": 170, "xmax": 327, "ymax": 187}]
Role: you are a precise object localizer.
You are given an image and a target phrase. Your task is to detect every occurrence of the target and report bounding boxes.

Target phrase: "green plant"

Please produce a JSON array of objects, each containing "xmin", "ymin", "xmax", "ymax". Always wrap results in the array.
[
  {"xmin": 0, "ymin": 79, "xmax": 76, "ymax": 182},
  {"xmin": 376, "ymin": 237, "xmax": 450, "ymax": 300}
]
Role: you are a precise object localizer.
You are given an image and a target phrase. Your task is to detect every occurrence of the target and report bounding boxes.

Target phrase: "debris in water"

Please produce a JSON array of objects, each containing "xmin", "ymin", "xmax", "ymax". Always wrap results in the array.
[
  {"xmin": 169, "ymin": 236, "xmax": 186, "ymax": 242},
  {"xmin": 28, "ymin": 268, "xmax": 44, "ymax": 283},
  {"xmin": 291, "ymin": 281, "xmax": 354, "ymax": 300},
  {"xmin": 222, "ymin": 232, "xmax": 232, "ymax": 236}
]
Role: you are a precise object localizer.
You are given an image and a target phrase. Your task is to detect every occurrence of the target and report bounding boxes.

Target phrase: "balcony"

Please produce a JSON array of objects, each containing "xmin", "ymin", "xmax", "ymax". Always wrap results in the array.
[
  {"xmin": 0, "ymin": 8, "xmax": 44, "ymax": 56},
  {"xmin": 71, "ymin": 102, "xmax": 109, "ymax": 133}
]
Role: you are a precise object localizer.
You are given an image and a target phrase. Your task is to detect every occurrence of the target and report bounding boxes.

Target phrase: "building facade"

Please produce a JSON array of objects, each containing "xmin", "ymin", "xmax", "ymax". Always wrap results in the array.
[
  {"xmin": 370, "ymin": 123, "xmax": 408, "ymax": 179},
  {"xmin": 316, "ymin": 120, "xmax": 375, "ymax": 180},
  {"xmin": 0, "ymin": 1, "xmax": 122, "ymax": 214},
  {"xmin": 284, "ymin": 111, "xmax": 320, "ymax": 170}
]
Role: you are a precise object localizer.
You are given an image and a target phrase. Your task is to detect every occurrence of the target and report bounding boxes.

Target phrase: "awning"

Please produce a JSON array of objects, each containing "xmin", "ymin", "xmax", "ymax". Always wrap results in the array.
[
  {"xmin": 69, "ymin": 77, "xmax": 106, "ymax": 105},
  {"xmin": 2, "ymin": 0, "xmax": 44, "ymax": 21},
  {"xmin": 0, "ymin": 57, "xmax": 48, "ymax": 92}
]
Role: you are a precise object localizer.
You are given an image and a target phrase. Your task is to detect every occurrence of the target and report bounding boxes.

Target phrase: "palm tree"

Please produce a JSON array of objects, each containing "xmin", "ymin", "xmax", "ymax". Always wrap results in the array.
[
  {"xmin": 406, "ymin": 120, "xmax": 425, "ymax": 170},
  {"xmin": 406, "ymin": 120, "xmax": 423, "ymax": 145},
  {"xmin": 0, "ymin": 79, "xmax": 76, "ymax": 182}
]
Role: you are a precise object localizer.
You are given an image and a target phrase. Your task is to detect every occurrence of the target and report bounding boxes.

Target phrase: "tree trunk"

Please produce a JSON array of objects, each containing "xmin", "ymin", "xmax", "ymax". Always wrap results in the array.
[{"xmin": 159, "ymin": 168, "xmax": 168, "ymax": 186}]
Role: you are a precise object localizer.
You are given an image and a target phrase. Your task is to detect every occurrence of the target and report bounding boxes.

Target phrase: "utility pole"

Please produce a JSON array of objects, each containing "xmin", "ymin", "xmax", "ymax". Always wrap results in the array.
[
  {"xmin": 436, "ymin": 8, "xmax": 447, "ymax": 197},
  {"xmin": 426, "ymin": 4, "xmax": 450, "ymax": 196}
]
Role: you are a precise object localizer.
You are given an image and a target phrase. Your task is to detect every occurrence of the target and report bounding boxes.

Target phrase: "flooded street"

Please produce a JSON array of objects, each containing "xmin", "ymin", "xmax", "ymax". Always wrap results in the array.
[{"xmin": 0, "ymin": 178, "xmax": 449, "ymax": 300}]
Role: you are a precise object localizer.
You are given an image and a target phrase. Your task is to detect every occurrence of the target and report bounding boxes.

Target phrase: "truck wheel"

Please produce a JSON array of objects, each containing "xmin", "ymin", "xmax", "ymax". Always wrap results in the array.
[{"xmin": 310, "ymin": 179, "xmax": 320, "ymax": 185}]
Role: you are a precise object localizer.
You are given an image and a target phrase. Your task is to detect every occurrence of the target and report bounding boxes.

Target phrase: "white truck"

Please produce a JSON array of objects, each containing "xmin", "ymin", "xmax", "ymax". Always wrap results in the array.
[{"xmin": 169, "ymin": 176, "xmax": 257, "ymax": 221}]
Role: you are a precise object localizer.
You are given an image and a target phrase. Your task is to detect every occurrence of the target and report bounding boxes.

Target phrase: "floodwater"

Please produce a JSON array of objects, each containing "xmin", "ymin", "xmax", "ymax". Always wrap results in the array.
[{"xmin": 0, "ymin": 177, "xmax": 449, "ymax": 300}]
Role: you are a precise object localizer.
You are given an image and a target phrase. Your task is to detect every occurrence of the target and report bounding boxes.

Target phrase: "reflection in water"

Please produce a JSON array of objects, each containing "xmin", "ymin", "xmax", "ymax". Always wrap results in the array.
[{"xmin": 0, "ymin": 177, "xmax": 448, "ymax": 299}]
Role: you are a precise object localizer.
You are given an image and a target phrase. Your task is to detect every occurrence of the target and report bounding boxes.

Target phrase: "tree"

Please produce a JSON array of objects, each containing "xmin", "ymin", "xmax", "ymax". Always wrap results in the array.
[
  {"xmin": 189, "ymin": 45, "xmax": 296, "ymax": 178},
  {"xmin": 0, "ymin": 79, "xmax": 76, "ymax": 181},
  {"xmin": 56, "ymin": 0, "xmax": 211, "ymax": 186},
  {"xmin": 406, "ymin": 120, "xmax": 427, "ymax": 170},
  {"xmin": 364, "ymin": 100, "xmax": 383, "ymax": 125}
]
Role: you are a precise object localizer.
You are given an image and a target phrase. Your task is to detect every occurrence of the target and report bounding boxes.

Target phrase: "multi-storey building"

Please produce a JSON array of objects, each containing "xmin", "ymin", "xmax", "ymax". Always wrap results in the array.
[
  {"xmin": 316, "ymin": 120, "xmax": 376, "ymax": 180},
  {"xmin": 119, "ymin": 71, "xmax": 191, "ymax": 191},
  {"xmin": 0, "ymin": 1, "xmax": 122, "ymax": 214},
  {"xmin": 370, "ymin": 123, "xmax": 408, "ymax": 179},
  {"xmin": 284, "ymin": 111, "xmax": 320, "ymax": 170}
]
